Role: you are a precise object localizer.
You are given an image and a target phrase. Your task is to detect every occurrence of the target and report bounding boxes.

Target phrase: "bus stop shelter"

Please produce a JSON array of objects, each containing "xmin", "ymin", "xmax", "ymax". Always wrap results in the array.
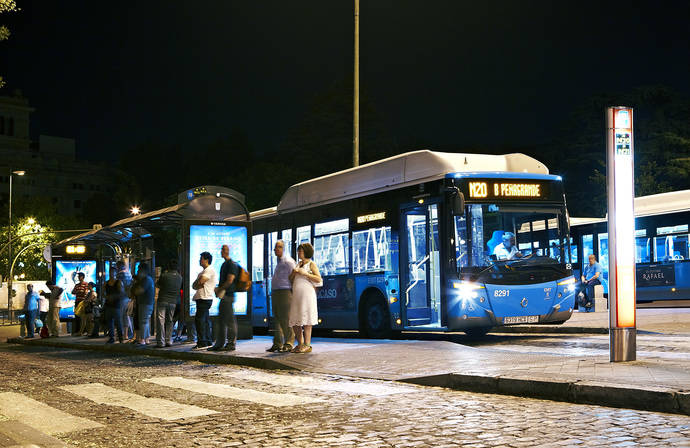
[{"xmin": 49, "ymin": 186, "xmax": 253, "ymax": 339}]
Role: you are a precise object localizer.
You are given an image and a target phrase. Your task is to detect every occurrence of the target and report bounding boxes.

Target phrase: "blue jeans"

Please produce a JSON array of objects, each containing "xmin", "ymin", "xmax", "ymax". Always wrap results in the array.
[
  {"xmin": 24, "ymin": 309, "xmax": 38, "ymax": 337},
  {"xmin": 212, "ymin": 299, "xmax": 237, "ymax": 349},
  {"xmin": 138, "ymin": 303, "xmax": 154, "ymax": 341},
  {"xmin": 194, "ymin": 300, "xmax": 212, "ymax": 347},
  {"xmin": 104, "ymin": 306, "xmax": 123, "ymax": 342}
]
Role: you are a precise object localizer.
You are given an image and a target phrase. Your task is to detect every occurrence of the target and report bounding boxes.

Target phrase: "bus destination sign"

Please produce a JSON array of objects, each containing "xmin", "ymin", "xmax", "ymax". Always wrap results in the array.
[{"xmin": 465, "ymin": 180, "xmax": 547, "ymax": 200}]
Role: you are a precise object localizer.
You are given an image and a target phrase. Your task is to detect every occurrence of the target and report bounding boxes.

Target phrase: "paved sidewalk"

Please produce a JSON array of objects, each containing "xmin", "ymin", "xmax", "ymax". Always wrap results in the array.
[{"xmin": 7, "ymin": 308, "xmax": 690, "ymax": 416}]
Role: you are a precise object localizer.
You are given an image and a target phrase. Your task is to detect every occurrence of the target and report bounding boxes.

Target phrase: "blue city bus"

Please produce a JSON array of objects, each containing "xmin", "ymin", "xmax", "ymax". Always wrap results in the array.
[
  {"xmin": 569, "ymin": 189, "xmax": 690, "ymax": 303},
  {"xmin": 246, "ymin": 150, "xmax": 576, "ymax": 337}
]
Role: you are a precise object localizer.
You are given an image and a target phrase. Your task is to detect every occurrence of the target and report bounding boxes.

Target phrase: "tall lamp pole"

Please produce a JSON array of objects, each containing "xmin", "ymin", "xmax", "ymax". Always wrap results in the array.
[
  {"xmin": 353, "ymin": 0, "xmax": 360, "ymax": 167},
  {"xmin": 7, "ymin": 168, "xmax": 25, "ymax": 320}
]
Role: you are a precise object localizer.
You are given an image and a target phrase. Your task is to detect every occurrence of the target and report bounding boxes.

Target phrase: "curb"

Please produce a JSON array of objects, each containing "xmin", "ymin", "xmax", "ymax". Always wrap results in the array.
[
  {"xmin": 400, "ymin": 373, "xmax": 690, "ymax": 416},
  {"xmin": 6, "ymin": 337, "xmax": 296, "ymax": 372},
  {"xmin": 7, "ymin": 337, "xmax": 689, "ymax": 416}
]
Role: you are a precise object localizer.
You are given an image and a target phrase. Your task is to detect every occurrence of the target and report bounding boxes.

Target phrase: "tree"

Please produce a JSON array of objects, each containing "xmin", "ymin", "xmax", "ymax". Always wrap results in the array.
[
  {"xmin": 0, "ymin": 0, "xmax": 19, "ymax": 89},
  {"xmin": 542, "ymin": 85, "xmax": 690, "ymax": 217}
]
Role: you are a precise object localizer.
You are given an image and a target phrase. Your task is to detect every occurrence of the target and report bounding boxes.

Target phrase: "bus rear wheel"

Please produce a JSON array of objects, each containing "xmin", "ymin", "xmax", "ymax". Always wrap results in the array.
[
  {"xmin": 464, "ymin": 326, "xmax": 492, "ymax": 337},
  {"xmin": 360, "ymin": 295, "xmax": 391, "ymax": 339}
]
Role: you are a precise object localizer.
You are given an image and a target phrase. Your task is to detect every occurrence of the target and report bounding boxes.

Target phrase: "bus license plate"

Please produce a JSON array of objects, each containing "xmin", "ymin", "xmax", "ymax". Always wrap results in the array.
[{"xmin": 503, "ymin": 315, "xmax": 539, "ymax": 324}]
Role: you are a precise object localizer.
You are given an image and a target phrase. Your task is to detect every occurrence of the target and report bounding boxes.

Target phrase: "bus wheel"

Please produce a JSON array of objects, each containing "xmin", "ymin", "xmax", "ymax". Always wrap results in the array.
[
  {"xmin": 464, "ymin": 326, "xmax": 491, "ymax": 337},
  {"xmin": 360, "ymin": 296, "xmax": 391, "ymax": 339}
]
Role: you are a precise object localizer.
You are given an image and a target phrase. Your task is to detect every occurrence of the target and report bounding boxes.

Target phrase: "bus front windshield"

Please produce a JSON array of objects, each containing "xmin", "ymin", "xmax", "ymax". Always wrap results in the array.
[{"xmin": 455, "ymin": 203, "xmax": 571, "ymax": 281}]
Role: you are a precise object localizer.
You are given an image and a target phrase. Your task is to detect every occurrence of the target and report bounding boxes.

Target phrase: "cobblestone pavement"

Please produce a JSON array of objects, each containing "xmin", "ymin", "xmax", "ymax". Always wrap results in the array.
[{"xmin": 0, "ymin": 344, "xmax": 688, "ymax": 447}]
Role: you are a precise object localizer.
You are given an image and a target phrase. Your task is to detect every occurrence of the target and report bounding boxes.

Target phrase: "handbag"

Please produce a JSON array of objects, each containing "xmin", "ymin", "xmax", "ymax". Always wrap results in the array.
[
  {"xmin": 308, "ymin": 262, "xmax": 323, "ymax": 288},
  {"xmin": 74, "ymin": 301, "xmax": 86, "ymax": 317}
]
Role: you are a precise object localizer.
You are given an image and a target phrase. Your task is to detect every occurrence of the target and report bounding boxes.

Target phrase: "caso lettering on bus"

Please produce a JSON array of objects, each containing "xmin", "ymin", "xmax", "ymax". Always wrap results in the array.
[
  {"xmin": 468, "ymin": 181, "xmax": 542, "ymax": 199},
  {"xmin": 317, "ymin": 288, "xmax": 338, "ymax": 299}
]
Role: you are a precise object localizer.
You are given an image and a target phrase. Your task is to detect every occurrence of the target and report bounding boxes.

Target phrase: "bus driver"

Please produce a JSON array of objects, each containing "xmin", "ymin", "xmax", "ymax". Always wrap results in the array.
[{"xmin": 493, "ymin": 232, "xmax": 522, "ymax": 260}]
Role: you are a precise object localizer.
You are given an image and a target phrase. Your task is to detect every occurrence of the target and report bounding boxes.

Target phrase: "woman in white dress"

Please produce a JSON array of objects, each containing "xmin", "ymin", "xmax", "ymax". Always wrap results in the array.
[{"xmin": 289, "ymin": 243, "xmax": 322, "ymax": 353}]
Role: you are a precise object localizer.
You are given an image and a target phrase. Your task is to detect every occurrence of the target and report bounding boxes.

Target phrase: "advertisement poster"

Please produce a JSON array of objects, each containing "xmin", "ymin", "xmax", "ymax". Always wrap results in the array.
[
  {"xmin": 188, "ymin": 224, "xmax": 248, "ymax": 316},
  {"xmin": 636, "ymin": 264, "xmax": 675, "ymax": 287},
  {"xmin": 54, "ymin": 260, "xmax": 97, "ymax": 319}
]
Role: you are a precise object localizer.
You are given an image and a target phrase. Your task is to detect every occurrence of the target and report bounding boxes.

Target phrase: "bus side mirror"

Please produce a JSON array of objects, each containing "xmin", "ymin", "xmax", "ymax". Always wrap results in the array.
[{"xmin": 451, "ymin": 191, "xmax": 465, "ymax": 216}]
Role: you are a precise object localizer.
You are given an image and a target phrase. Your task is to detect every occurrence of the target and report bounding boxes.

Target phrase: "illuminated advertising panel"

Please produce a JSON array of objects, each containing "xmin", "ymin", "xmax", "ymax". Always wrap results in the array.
[
  {"xmin": 54, "ymin": 260, "xmax": 97, "ymax": 319},
  {"xmin": 188, "ymin": 224, "xmax": 248, "ymax": 317}
]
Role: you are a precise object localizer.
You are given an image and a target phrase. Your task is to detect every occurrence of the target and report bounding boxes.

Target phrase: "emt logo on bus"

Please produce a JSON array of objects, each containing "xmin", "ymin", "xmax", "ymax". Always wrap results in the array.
[{"xmin": 468, "ymin": 181, "xmax": 543, "ymax": 199}]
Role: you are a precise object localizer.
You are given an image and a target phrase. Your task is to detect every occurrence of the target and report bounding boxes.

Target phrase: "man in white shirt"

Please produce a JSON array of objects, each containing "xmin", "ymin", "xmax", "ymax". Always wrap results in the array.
[
  {"xmin": 192, "ymin": 251, "xmax": 216, "ymax": 349},
  {"xmin": 493, "ymin": 232, "xmax": 522, "ymax": 260},
  {"xmin": 267, "ymin": 240, "xmax": 296, "ymax": 353}
]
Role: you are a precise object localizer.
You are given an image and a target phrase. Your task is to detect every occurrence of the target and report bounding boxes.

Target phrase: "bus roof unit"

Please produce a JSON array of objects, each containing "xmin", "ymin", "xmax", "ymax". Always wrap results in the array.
[
  {"xmin": 570, "ymin": 189, "xmax": 690, "ymax": 226},
  {"xmin": 277, "ymin": 150, "xmax": 549, "ymax": 213}
]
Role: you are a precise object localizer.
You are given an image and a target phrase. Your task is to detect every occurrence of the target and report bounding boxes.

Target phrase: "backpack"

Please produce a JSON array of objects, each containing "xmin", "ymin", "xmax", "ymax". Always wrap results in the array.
[{"xmin": 235, "ymin": 265, "xmax": 252, "ymax": 292}]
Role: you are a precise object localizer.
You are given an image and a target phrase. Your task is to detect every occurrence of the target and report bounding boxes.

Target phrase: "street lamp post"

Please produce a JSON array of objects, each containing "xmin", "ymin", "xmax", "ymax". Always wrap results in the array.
[
  {"xmin": 353, "ymin": 0, "xmax": 360, "ymax": 168},
  {"xmin": 7, "ymin": 169, "xmax": 25, "ymax": 320}
]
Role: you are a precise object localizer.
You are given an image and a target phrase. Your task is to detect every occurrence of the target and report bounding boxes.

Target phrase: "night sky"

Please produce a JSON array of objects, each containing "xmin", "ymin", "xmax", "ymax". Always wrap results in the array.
[{"xmin": 2, "ymin": 1, "xmax": 689, "ymax": 160}]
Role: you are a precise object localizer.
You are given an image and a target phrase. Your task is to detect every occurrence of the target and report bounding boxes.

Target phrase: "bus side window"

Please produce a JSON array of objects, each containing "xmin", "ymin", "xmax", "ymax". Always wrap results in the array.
[
  {"xmin": 654, "ymin": 234, "xmax": 689, "ymax": 262},
  {"xmin": 296, "ymin": 225, "xmax": 311, "ymax": 253},
  {"xmin": 353, "ymin": 227, "xmax": 392, "ymax": 273},
  {"xmin": 252, "ymin": 234, "xmax": 264, "ymax": 282},
  {"xmin": 281, "ymin": 229, "xmax": 293, "ymax": 258}
]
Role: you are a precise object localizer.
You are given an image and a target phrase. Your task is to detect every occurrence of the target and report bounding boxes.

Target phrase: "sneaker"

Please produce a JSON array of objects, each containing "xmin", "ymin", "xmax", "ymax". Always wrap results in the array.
[
  {"xmin": 266, "ymin": 345, "xmax": 281, "ymax": 352},
  {"xmin": 207, "ymin": 346, "xmax": 222, "ymax": 351},
  {"xmin": 221, "ymin": 344, "xmax": 236, "ymax": 351},
  {"xmin": 280, "ymin": 344, "xmax": 293, "ymax": 353},
  {"xmin": 192, "ymin": 344, "xmax": 210, "ymax": 350}
]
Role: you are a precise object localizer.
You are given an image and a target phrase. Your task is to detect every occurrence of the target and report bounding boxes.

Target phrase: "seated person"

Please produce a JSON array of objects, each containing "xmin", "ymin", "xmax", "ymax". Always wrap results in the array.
[
  {"xmin": 492, "ymin": 232, "xmax": 522, "ymax": 260},
  {"xmin": 579, "ymin": 254, "xmax": 602, "ymax": 310}
]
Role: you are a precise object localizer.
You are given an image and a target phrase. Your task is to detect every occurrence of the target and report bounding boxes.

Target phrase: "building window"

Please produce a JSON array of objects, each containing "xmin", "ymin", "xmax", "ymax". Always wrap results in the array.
[{"xmin": 74, "ymin": 199, "xmax": 81, "ymax": 209}]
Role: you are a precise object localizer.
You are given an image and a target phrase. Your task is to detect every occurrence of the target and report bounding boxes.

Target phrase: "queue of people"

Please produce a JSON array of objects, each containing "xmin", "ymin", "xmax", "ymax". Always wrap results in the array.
[{"xmin": 22, "ymin": 240, "xmax": 323, "ymax": 354}]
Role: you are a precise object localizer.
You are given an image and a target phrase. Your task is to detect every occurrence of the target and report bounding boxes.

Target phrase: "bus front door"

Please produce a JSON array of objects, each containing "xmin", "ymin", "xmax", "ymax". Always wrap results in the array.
[{"xmin": 401, "ymin": 203, "xmax": 442, "ymax": 328}]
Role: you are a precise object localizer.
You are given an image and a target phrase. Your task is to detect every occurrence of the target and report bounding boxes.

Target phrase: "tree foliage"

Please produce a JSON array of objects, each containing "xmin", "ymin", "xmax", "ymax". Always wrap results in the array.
[
  {"xmin": 543, "ymin": 85, "xmax": 690, "ymax": 217},
  {"xmin": 0, "ymin": 0, "xmax": 19, "ymax": 89}
]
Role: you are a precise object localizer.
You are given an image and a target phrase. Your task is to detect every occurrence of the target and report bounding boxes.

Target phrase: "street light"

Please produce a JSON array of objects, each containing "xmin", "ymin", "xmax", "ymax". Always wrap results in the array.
[
  {"xmin": 130, "ymin": 206, "xmax": 141, "ymax": 216},
  {"xmin": 7, "ymin": 168, "xmax": 26, "ymax": 320}
]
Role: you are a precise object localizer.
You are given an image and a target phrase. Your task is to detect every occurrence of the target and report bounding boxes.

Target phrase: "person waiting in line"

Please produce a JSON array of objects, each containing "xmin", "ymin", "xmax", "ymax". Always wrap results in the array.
[
  {"xmin": 155, "ymin": 259, "xmax": 183, "ymax": 348},
  {"xmin": 71, "ymin": 272, "xmax": 89, "ymax": 336},
  {"xmin": 104, "ymin": 266, "xmax": 124, "ymax": 343},
  {"xmin": 289, "ymin": 243, "xmax": 322, "ymax": 353},
  {"xmin": 580, "ymin": 254, "xmax": 603, "ymax": 311},
  {"xmin": 22, "ymin": 284, "xmax": 40, "ymax": 338},
  {"xmin": 266, "ymin": 240, "xmax": 295, "ymax": 353},
  {"xmin": 132, "ymin": 263, "xmax": 155, "ymax": 347},
  {"xmin": 192, "ymin": 252, "xmax": 216, "ymax": 349},
  {"xmin": 42, "ymin": 281, "xmax": 64, "ymax": 338},
  {"xmin": 209, "ymin": 244, "xmax": 239, "ymax": 352},
  {"xmin": 116, "ymin": 261, "xmax": 134, "ymax": 341},
  {"xmin": 80, "ymin": 282, "xmax": 98, "ymax": 336},
  {"xmin": 38, "ymin": 286, "xmax": 49, "ymax": 326},
  {"xmin": 493, "ymin": 232, "xmax": 522, "ymax": 260}
]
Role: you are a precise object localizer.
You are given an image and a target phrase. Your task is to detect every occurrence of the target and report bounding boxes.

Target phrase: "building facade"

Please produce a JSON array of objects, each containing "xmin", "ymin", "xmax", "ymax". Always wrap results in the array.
[{"xmin": 0, "ymin": 92, "xmax": 118, "ymax": 218}]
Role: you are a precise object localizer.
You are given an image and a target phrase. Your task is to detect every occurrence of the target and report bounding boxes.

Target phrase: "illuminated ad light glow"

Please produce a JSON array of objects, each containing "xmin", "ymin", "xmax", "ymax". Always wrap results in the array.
[
  {"xmin": 188, "ymin": 224, "xmax": 248, "ymax": 317},
  {"xmin": 611, "ymin": 108, "xmax": 636, "ymax": 328}
]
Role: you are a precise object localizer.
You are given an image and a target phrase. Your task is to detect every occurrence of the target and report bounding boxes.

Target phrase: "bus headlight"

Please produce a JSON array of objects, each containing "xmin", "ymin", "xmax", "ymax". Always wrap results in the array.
[
  {"xmin": 557, "ymin": 277, "xmax": 577, "ymax": 293},
  {"xmin": 453, "ymin": 282, "xmax": 484, "ymax": 302}
]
